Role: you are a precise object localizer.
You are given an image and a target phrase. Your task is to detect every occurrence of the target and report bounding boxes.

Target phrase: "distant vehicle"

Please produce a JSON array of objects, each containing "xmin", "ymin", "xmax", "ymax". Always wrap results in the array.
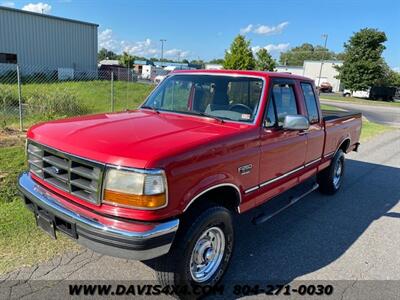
[
  {"xmin": 154, "ymin": 72, "xmax": 170, "ymax": 84},
  {"xmin": 395, "ymin": 88, "xmax": 400, "ymax": 101},
  {"xmin": 318, "ymin": 82, "xmax": 333, "ymax": 93},
  {"xmin": 141, "ymin": 65, "xmax": 165, "ymax": 81},
  {"xmin": 343, "ymin": 87, "xmax": 396, "ymax": 101}
]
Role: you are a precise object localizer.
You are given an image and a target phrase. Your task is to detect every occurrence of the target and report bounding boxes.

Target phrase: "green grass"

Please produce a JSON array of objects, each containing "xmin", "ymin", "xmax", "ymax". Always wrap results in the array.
[
  {"xmin": 320, "ymin": 104, "xmax": 343, "ymax": 111},
  {"xmin": 360, "ymin": 120, "xmax": 392, "ymax": 141},
  {"xmin": 1, "ymin": 80, "xmax": 155, "ymax": 129},
  {"xmin": 0, "ymin": 145, "xmax": 80, "ymax": 274},
  {"xmin": 321, "ymin": 94, "xmax": 400, "ymax": 107}
]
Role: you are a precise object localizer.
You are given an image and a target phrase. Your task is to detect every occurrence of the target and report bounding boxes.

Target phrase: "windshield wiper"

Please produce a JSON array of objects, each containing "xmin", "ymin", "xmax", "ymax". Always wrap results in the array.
[
  {"xmin": 141, "ymin": 105, "xmax": 160, "ymax": 114},
  {"xmin": 193, "ymin": 112, "xmax": 225, "ymax": 123}
]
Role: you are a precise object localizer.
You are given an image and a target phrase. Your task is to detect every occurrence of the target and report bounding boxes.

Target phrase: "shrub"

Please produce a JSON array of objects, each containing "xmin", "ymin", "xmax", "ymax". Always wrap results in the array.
[
  {"xmin": 25, "ymin": 89, "xmax": 90, "ymax": 120},
  {"xmin": 0, "ymin": 85, "xmax": 20, "ymax": 111}
]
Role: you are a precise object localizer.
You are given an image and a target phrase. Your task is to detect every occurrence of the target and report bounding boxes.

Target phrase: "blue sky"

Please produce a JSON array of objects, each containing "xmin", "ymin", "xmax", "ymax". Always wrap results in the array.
[{"xmin": 1, "ymin": 0, "xmax": 399, "ymax": 69}]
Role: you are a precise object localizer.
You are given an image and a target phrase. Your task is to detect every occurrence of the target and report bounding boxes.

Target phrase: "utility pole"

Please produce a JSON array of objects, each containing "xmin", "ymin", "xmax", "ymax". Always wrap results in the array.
[
  {"xmin": 317, "ymin": 34, "xmax": 328, "ymax": 88},
  {"xmin": 160, "ymin": 39, "xmax": 167, "ymax": 61}
]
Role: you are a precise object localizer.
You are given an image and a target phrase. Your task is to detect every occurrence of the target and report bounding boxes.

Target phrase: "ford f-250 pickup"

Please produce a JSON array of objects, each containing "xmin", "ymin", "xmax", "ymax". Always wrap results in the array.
[{"xmin": 18, "ymin": 70, "xmax": 361, "ymax": 292}]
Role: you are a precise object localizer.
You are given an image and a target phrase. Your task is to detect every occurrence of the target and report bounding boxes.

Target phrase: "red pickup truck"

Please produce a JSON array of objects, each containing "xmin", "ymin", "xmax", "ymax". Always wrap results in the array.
[{"xmin": 18, "ymin": 70, "xmax": 361, "ymax": 291}]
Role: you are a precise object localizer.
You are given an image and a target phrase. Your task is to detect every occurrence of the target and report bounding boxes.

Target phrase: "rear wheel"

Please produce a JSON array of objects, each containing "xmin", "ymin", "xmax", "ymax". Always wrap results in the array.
[
  {"xmin": 317, "ymin": 149, "xmax": 345, "ymax": 195},
  {"xmin": 152, "ymin": 206, "xmax": 234, "ymax": 297}
]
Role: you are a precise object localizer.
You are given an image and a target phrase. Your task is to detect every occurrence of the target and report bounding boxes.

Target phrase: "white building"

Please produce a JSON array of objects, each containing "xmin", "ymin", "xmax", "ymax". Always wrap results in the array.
[
  {"xmin": 303, "ymin": 60, "xmax": 343, "ymax": 92},
  {"xmin": 98, "ymin": 59, "xmax": 120, "ymax": 66},
  {"xmin": 275, "ymin": 65, "xmax": 304, "ymax": 76},
  {"xmin": 205, "ymin": 64, "xmax": 223, "ymax": 70},
  {"xmin": 275, "ymin": 60, "xmax": 343, "ymax": 92}
]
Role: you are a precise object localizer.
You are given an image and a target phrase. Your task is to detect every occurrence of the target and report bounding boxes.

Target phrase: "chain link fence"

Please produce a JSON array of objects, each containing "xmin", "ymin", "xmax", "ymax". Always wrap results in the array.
[{"xmin": 0, "ymin": 63, "xmax": 155, "ymax": 131}]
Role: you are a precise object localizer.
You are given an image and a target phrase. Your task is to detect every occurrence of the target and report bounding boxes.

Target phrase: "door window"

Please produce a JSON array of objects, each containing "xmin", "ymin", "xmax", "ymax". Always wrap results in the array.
[{"xmin": 270, "ymin": 83, "xmax": 298, "ymax": 126}]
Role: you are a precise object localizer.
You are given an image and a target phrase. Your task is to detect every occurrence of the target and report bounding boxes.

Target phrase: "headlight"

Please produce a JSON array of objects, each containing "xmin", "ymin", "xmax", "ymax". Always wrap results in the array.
[{"xmin": 103, "ymin": 168, "xmax": 167, "ymax": 209}]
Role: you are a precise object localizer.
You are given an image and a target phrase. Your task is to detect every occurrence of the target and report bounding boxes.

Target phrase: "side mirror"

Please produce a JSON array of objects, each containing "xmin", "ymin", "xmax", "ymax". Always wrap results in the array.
[{"xmin": 282, "ymin": 115, "xmax": 310, "ymax": 131}]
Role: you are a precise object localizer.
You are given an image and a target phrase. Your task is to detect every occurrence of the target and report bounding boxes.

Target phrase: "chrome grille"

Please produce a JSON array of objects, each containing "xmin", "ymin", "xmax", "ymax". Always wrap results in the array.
[{"xmin": 27, "ymin": 142, "xmax": 104, "ymax": 205}]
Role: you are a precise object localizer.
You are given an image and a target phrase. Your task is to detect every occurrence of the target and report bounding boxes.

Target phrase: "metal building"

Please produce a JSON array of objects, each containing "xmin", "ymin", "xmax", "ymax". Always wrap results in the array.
[
  {"xmin": 0, "ymin": 6, "xmax": 98, "ymax": 71},
  {"xmin": 276, "ymin": 60, "xmax": 343, "ymax": 92}
]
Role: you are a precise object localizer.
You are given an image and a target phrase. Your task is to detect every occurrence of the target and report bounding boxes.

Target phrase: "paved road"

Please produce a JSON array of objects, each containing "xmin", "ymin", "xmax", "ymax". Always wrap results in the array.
[
  {"xmin": 1, "ymin": 130, "xmax": 400, "ymax": 299},
  {"xmin": 320, "ymin": 98, "xmax": 400, "ymax": 127}
]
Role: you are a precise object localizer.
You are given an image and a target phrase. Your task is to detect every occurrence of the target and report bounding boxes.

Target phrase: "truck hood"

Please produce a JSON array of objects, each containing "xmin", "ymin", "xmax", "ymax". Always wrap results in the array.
[{"xmin": 27, "ymin": 110, "xmax": 244, "ymax": 168}]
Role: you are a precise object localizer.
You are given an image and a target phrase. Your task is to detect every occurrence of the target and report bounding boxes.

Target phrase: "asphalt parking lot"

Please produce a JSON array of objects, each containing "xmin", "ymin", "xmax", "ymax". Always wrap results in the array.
[{"xmin": 1, "ymin": 130, "xmax": 399, "ymax": 299}]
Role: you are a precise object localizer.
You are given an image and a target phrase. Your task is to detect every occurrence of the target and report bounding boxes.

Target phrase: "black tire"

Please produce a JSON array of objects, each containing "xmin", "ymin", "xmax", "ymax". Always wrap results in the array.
[
  {"xmin": 152, "ymin": 206, "xmax": 234, "ymax": 297},
  {"xmin": 317, "ymin": 149, "xmax": 345, "ymax": 195}
]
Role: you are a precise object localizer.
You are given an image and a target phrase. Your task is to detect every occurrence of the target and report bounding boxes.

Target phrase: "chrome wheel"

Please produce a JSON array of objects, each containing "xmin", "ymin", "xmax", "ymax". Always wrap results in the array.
[
  {"xmin": 189, "ymin": 226, "xmax": 225, "ymax": 283},
  {"xmin": 333, "ymin": 158, "xmax": 343, "ymax": 188}
]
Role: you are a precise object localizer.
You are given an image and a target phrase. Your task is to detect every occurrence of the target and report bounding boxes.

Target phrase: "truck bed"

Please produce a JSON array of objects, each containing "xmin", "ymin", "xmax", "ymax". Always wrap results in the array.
[
  {"xmin": 322, "ymin": 109, "xmax": 362, "ymax": 121},
  {"xmin": 321, "ymin": 110, "xmax": 362, "ymax": 157}
]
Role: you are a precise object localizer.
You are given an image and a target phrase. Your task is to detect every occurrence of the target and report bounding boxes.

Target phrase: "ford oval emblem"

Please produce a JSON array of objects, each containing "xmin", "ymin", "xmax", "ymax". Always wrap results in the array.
[{"xmin": 51, "ymin": 166, "xmax": 61, "ymax": 174}]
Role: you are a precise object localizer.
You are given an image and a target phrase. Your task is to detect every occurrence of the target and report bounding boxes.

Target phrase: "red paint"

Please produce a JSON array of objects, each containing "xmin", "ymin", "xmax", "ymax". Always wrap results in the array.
[{"xmin": 27, "ymin": 70, "xmax": 362, "ymax": 222}]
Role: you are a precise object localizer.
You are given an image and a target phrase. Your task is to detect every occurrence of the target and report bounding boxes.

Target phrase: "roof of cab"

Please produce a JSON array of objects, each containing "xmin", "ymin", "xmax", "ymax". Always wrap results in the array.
[{"xmin": 172, "ymin": 69, "xmax": 313, "ymax": 82}]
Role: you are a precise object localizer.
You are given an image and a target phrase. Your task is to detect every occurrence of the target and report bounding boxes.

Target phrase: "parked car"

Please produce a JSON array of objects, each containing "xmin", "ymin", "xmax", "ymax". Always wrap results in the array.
[
  {"xmin": 343, "ymin": 86, "xmax": 396, "ymax": 101},
  {"xmin": 318, "ymin": 81, "xmax": 333, "ymax": 93},
  {"xmin": 18, "ymin": 70, "xmax": 361, "ymax": 296}
]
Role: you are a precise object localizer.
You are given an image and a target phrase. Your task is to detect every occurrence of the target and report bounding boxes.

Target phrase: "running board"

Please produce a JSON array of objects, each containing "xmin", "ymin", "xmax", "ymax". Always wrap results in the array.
[{"xmin": 253, "ymin": 182, "xmax": 319, "ymax": 225}]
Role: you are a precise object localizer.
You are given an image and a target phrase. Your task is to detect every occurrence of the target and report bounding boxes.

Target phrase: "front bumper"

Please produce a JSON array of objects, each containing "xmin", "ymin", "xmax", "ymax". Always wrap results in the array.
[{"xmin": 18, "ymin": 172, "xmax": 179, "ymax": 260}]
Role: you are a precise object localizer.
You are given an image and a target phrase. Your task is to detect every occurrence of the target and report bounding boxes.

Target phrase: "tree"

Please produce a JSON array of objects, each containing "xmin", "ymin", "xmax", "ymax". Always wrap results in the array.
[
  {"xmin": 97, "ymin": 48, "xmax": 118, "ymax": 61},
  {"xmin": 208, "ymin": 58, "xmax": 225, "ymax": 64},
  {"xmin": 182, "ymin": 59, "xmax": 189, "ymax": 64},
  {"xmin": 223, "ymin": 35, "xmax": 255, "ymax": 70},
  {"xmin": 279, "ymin": 43, "xmax": 337, "ymax": 66},
  {"xmin": 255, "ymin": 48, "xmax": 276, "ymax": 71},
  {"xmin": 119, "ymin": 52, "xmax": 135, "ymax": 68},
  {"xmin": 335, "ymin": 28, "xmax": 387, "ymax": 91}
]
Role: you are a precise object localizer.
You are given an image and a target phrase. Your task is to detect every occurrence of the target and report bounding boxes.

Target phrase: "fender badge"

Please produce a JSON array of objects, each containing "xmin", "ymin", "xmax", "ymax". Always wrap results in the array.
[{"xmin": 238, "ymin": 164, "xmax": 253, "ymax": 175}]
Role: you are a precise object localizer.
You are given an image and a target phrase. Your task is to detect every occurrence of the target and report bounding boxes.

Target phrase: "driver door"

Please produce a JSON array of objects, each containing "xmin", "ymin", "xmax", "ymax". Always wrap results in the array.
[{"xmin": 257, "ymin": 79, "xmax": 307, "ymax": 204}]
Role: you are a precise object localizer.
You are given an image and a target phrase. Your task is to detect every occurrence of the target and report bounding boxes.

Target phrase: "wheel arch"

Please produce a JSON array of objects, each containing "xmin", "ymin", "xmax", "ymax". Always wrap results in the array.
[
  {"xmin": 337, "ymin": 137, "xmax": 351, "ymax": 154},
  {"xmin": 183, "ymin": 183, "xmax": 242, "ymax": 214}
]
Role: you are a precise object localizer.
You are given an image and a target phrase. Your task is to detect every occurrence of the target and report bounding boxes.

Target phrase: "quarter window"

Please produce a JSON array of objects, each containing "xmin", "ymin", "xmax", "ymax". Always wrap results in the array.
[
  {"xmin": 301, "ymin": 83, "xmax": 319, "ymax": 123},
  {"xmin": 265, "ymin": 99, "xmax": 276, "ymax": 127}
]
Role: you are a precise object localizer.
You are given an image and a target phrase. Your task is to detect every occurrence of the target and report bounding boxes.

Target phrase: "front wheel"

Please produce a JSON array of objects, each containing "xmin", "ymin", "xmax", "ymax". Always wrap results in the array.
[
  {"xmin": 317, "ymin": 149, "xmax": 345, "ymax": 195},
  {"xmin": 152, "ymin": 206, "xmax": 234, "ymax": 296}
]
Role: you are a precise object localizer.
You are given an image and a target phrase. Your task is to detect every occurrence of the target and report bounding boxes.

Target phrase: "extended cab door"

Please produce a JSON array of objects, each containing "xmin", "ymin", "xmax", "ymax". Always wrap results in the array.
[
  {"xmin": 257, "ymin": 78, "xmax": 307, "ymax": 203},
  {"xmin": 299, "ymin": 82, "xmax": 325, "ymax": 165}
]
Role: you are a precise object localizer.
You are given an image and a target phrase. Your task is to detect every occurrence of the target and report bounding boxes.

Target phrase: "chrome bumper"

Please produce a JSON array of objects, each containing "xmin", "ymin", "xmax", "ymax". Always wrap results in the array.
[{"xmin": 18, "ymin": 172, "xmax": 179, "ymax": 260}]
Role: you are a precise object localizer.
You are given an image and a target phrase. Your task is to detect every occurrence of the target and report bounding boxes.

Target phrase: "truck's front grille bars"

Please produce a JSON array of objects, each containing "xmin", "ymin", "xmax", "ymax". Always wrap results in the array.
[{"xmin": 27, "ymin": 142, "xmax": 104, "ymax": 205}]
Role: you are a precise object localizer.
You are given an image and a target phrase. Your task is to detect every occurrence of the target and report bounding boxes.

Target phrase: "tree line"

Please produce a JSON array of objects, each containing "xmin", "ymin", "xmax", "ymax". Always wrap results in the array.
[
  {"xmin": 222, "ymin": 29, "xmax": 399, "ymax": 91},
  {"xmin": 98, "ymin": 27, "xmax": 399, "ymax": 91}
]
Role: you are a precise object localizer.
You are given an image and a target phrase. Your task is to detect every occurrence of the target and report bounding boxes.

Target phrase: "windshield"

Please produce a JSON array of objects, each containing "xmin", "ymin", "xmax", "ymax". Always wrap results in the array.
[{"xmin": 142, "ymin": 74, "xmax": 264, "ymax": 123}]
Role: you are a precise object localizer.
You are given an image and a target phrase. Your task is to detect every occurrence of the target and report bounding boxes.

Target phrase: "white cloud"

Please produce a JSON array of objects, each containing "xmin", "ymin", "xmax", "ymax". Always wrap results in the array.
[
  {"xmin": 240, "ymin": 24, "xmax": 253, "ymax": 34},
  {"xmin": 240, "ymin": 22, "xmax": 289, "ymax": 35},
  {"xmin": 98, "ymin": 29, "xmax": 189, "ymax": 59},
  {"xmin": 22, "ymin": 2, "xmax": 52, "ymax": 14},
  {"xmin": 253, "ymin": 22, "xmax": 289, "ymax": 35},
  {"xmin": 252, "ymin": 43, "xmax": 290, "ymax": 55},
  {"xmin": 164, "ymin": 48, "xmax": 190, "ymax": 59},
  {"xmin": 1, "ymin": 1, "xmax": 15, "ymax": 7},
  {"xmin": 392, "ymin": 66, "xmax": 400, "ymax": 73}
]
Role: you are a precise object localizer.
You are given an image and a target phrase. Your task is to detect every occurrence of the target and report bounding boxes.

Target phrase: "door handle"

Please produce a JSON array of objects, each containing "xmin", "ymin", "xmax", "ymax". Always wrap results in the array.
[{"xmin": 298, "ymin": 131, "xmax": 308, "ymax": 136}]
